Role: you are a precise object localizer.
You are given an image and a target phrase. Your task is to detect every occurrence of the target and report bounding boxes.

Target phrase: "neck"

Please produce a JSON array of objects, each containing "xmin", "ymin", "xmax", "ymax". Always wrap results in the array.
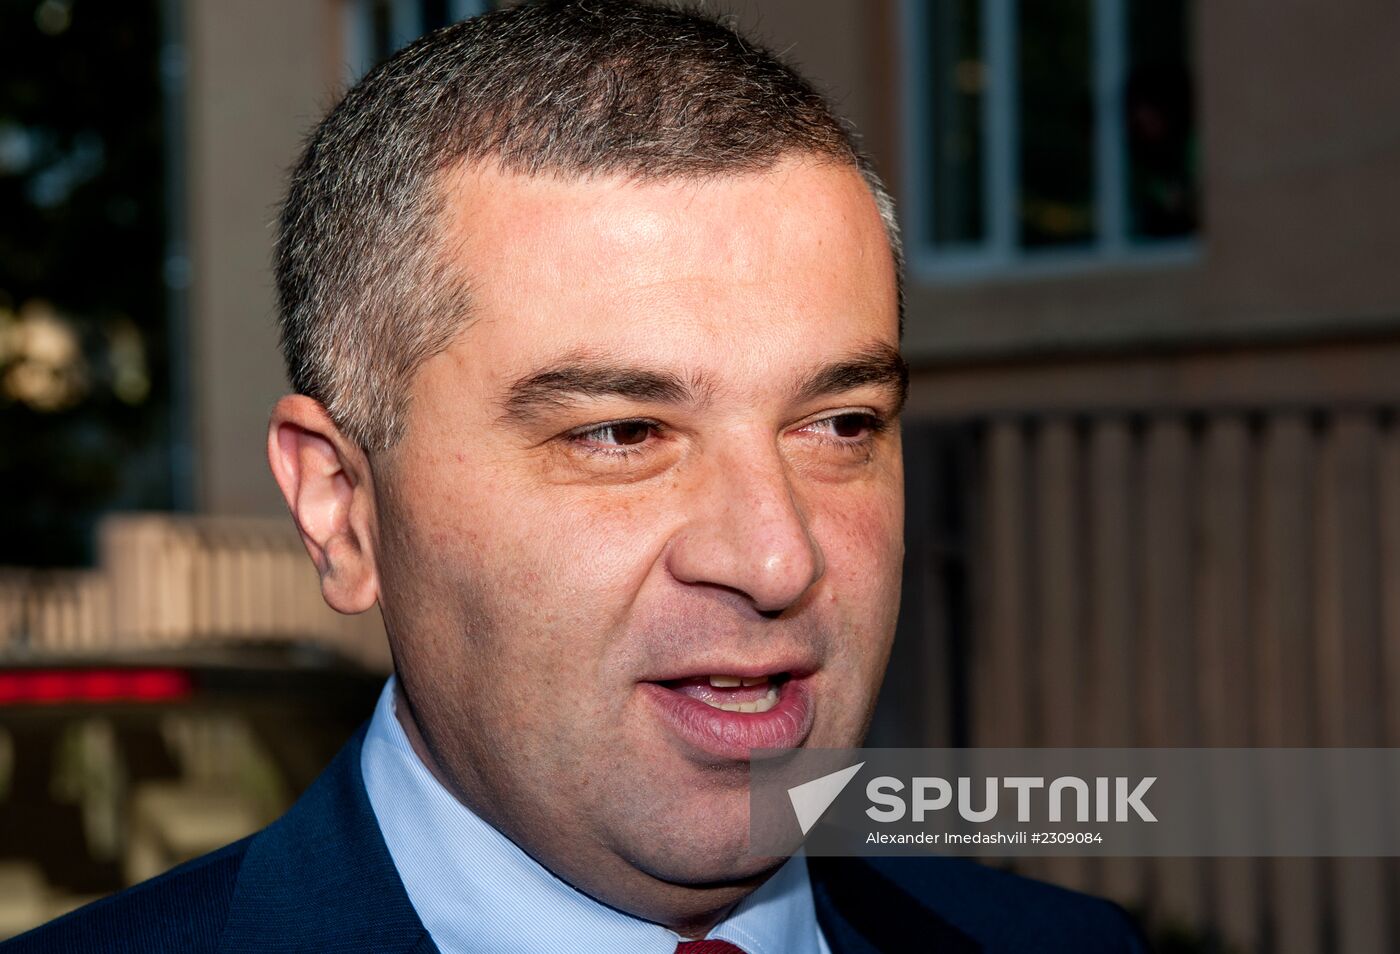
[
  {"xmin": 390, "ymin": 679, "xmax": 769, "ymax": 937},
  {"xmin": 389, "ymin": 680, "xmax": 772, "ymax": 935}
]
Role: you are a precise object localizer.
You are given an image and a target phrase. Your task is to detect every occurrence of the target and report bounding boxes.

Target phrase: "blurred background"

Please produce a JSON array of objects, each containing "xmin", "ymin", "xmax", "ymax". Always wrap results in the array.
[{"xmin": 0, "ymin": 0, "xmax": 1397, "ymax": 950}]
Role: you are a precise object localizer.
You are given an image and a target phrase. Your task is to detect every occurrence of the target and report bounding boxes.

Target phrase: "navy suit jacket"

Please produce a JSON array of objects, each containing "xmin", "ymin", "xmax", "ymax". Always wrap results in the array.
[{"xmin": 4, "ymin": 727, "xmax": 1145, "ymax": 953}]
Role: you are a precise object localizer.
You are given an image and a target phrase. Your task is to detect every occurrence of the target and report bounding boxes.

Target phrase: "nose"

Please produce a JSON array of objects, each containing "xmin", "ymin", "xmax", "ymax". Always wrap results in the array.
[{"xmin": 665, "ymin": 444, "xmax": 825, "ymax": 615}]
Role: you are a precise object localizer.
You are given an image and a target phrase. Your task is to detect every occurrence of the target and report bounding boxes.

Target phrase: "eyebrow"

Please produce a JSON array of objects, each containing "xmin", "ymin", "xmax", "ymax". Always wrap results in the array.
[
  {"xmin": 499, "ymin": 356, "xmax": 705, "ymax": 424},
  {"xmin": 497, "ymin": 342, "xmax": 908, "ymax": 425},
  {"xmin": 793, "ymin": 344, "xmax": 909, "ymax": 411}
]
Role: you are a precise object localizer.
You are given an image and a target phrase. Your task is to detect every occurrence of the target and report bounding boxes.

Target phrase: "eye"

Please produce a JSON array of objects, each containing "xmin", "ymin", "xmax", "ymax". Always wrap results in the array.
[
  {"xmin": 802, "ymin": 412, "xmax": 883, "ymax": 441},
  {"xmin": 579, "ymin": 417, "xmax": 655, "ymax": 445},
  {"xmin": 569, "ymin": 419, "xmax": 658, "ymax": 450}
]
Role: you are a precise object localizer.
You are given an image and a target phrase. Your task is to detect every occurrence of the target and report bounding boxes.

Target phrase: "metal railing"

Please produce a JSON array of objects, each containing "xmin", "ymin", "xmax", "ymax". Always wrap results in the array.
[{"xmin": 892, "ymin": 406, "xmax": 1400, "ymax": 953}]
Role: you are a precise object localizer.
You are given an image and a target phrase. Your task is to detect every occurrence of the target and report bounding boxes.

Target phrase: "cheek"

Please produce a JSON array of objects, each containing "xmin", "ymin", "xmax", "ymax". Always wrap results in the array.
[
  {"xmin": 810, "ymin": 472, "xmax": 904, "ymax": 598},
  {"xmin": 536, "ymin": 486, "xmax": 669, "ymax": 587},
  {"xmin": 415, "ymin": 477, "xmax": 671, "ymax": 647},
  {"xmin": 805, "ymin": 476, "xmax": 904, "ymax": 686}
]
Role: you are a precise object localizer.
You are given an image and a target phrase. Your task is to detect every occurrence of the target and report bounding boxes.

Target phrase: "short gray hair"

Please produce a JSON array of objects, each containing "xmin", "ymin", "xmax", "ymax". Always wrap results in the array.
[{"xmin": 275, "ymin": 0, "xmax": 902, "ymax": 452}]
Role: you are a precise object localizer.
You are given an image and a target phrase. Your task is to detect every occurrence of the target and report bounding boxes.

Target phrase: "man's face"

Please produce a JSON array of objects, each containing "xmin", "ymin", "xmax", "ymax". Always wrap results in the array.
[{"xmin": 371, "ymin": 155, "xmax": 903, "ymax": 902}]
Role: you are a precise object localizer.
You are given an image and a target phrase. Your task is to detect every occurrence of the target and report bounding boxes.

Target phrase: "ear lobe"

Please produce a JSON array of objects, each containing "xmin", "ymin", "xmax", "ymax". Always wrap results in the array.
[{"xmin": 267, "ymin": 394, "xmax": 380, "ymax": 614}]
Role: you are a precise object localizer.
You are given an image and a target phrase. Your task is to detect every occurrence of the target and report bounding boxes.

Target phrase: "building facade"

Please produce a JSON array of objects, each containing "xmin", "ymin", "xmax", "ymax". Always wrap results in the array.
[{"xmin": 10, "ymin": 1, "xmax": 1395, "ymax": 949}]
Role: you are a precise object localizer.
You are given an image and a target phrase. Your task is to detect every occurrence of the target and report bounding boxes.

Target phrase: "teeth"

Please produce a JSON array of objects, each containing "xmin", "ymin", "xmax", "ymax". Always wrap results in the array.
[
  {"xmin": 707, "ymin": 674, "xmax": 772, "ymax": 688},
  {"xmin": 706, "ymin": 685, "xmax": 780, "ymax": 714}
]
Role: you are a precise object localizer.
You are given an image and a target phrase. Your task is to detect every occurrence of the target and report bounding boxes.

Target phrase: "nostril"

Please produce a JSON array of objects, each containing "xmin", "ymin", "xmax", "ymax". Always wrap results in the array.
[{"xmin": 757, "ymin": 607, "xmax": 783, "ymax": 621}]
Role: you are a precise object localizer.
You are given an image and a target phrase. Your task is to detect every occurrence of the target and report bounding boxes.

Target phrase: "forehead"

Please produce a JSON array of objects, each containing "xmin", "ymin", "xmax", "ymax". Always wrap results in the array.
[{"xmin": 429, "ymin": 156, "xmax": 899, "ymax": 384}]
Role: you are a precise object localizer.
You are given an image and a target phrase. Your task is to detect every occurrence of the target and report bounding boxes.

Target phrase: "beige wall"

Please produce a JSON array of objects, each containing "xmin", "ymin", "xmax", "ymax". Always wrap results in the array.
[
  {"xmin": 1200, "ymin": 0, "xmax": 1400, "ymax": 327},
  {"xmin": 708, "ymin": 0, "xmax": 886, "ymax": 158},
  {"xmin": 186, "ymin": 0, "xmax": 343, "ymax": 515}
]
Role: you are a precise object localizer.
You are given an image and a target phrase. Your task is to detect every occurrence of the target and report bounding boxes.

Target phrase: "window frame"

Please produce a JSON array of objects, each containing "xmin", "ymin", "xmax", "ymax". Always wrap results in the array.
[{"xmin": 898, "ymin": 0, "xmax": 1199, "ymax": 283}]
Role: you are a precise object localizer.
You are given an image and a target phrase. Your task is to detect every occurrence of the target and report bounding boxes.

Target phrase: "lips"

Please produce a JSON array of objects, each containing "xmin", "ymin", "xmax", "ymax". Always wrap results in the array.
[
  {"xmin": 640, "ymin": 669, "xmax": 815, "ymax": 762},
  {"xmin": 664, "ymin": 674, "xmax": 782, "ymax": 712}
]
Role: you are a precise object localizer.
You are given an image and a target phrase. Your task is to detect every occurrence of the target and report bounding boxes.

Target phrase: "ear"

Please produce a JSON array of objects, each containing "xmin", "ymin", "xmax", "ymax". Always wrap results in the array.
[{"xmin": 267, "ymin": 394, "xmax": 380, "ymax": 614}]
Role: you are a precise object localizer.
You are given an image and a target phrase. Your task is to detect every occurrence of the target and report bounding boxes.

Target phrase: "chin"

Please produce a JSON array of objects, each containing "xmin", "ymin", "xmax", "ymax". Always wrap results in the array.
[
  {"xmin": 628, "ymin": 834, "xmax": 783, "ymax": 887},
  {"xmin": 608, "ymin": 798, "xmax": 777, "ymax": 887}
]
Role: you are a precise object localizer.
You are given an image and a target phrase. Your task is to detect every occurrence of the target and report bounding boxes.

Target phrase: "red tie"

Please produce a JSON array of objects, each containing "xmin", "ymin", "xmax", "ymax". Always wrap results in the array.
[{"xmin": 674, "ymin": 942, "xmax": 748, "ymax": 954}]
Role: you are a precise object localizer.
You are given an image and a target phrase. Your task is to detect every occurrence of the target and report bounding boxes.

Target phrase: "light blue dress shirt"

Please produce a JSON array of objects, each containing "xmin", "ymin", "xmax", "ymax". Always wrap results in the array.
[{"xmin": 361, "ymin": 677, "xmax": 833, "ymax": 954}]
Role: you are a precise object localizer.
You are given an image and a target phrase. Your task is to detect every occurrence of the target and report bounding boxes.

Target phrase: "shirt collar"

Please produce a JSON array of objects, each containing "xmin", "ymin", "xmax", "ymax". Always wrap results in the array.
[{"xmin": 361, "ymin": 677, "xmax": 828, "ymax": 954}]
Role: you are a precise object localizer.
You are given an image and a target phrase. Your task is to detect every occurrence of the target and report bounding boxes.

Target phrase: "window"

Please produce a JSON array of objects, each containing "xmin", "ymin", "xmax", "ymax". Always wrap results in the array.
[
  {"xmin": 343, "ymin": 0, "xmax": 493, "ymax": 78},
  {"xmin": 902, "ymin": 0, "xmax": 1199, "ymax": 278}
]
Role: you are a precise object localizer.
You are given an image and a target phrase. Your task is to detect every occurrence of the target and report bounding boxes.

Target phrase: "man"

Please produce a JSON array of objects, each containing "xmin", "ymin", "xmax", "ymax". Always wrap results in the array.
[{"xmin": 7, "ymin": 2, "xmax": 1143, "ymax": 951}]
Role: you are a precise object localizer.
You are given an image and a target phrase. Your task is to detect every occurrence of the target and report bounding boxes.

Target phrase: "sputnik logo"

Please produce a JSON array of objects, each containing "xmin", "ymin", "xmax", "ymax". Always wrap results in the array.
[{"xmin": 786, "ymin": 762, "xmax": 865, "ymax": 835}]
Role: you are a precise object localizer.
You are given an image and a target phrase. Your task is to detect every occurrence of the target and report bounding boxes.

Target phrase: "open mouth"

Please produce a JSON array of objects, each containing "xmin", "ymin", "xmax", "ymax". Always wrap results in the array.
[
  {"xmin": 640, "ymin": 669, "xmax": 814, "ymax": 761},
  {"xmin": 658, "ymin": 673, "xmax": 790, "ymax": 713}
]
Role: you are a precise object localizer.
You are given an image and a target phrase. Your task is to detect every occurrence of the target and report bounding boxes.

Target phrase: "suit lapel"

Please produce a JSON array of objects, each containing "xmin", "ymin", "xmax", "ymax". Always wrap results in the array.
[
  {"xmin": 809, "ymin": 857, "xmax": 982, "ymax": 954},
  {"xmin": 216, "ymin": 725, "xmax": 435, "ymax": 954}
]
